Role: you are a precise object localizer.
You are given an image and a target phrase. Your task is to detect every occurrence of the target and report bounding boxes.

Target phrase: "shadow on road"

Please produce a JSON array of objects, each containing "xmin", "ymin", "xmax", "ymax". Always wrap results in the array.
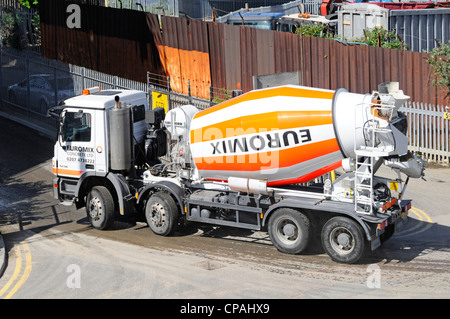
[
  {"xmin": 0, "ymin": 179, "xmax": 51, "ymax": 229},
  {"xmin": 185, "ymin": 216, "xmax": 450, "ymax": 265}
]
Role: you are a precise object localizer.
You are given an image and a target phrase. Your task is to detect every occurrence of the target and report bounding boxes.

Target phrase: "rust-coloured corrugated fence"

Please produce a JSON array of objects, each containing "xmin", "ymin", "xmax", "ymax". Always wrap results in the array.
[
  {"xmin": 40, "ymin": 0, "xmax": 166, "ymax": 84},
  {"xmin": 158, "ymin": 16, "xmax": 211, "ymax": 99},
  {"xmin": 300, "ymin": 37, "xmax": 448, "ymax": 106},
  {"xmin": 39, "ymin": 0, "xmax": 448, "ymax": 106}
]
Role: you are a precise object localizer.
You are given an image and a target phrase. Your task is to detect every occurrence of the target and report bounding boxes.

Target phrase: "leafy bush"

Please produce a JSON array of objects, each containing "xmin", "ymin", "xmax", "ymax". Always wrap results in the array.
[
  {"xmin": 0, "ymin": 10, "xmax": 23, "ymax": 49},
  {"xmin": 295, "ymin": 23, "xmax": 331, "ymax": 38},
  {"xmin": 426, "ymin": 41, "xmax": 450, "ymax": 96},
  {"xmin": 357, "ymin": 27, "xmax": 405, "ymax": 50},
  {"xmin": 295, "ymin": 24, "xmax": 406, "ymax": 50}
]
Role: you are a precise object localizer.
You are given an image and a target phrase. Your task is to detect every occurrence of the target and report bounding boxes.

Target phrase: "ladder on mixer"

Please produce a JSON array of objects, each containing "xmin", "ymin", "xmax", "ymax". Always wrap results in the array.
[
  {"xmin": 353, "ymin": 102, "xmax": 395, "ymax": 215},
  {"xmin": 354, "ymin": 153, "xmax": 374, "ymax": 215}
]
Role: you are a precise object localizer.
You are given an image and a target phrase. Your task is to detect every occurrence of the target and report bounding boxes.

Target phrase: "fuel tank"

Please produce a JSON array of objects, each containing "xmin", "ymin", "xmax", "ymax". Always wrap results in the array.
[{"xmin": 188, "ymin": 84, "xmax": 406, "ymax": 186}]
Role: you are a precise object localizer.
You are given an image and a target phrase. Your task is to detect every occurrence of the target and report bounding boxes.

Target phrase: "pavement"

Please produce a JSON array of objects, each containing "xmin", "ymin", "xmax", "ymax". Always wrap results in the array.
[{"xmin": 0, "ymin": 112, "xmax": 55, "ymax": 279}]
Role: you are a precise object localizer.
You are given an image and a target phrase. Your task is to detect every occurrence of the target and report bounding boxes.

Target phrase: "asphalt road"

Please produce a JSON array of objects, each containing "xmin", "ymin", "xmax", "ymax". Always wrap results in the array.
[{"xmin": 0, "ymin": 115, "xmax": 449, "ymax": 300}]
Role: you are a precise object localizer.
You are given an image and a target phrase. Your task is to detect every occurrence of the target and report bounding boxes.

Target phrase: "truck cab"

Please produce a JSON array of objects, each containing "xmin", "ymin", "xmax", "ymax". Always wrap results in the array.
[
  {"xmin": 52, "ymin": 87, "xmax": 148, "ymax": 222},
  {"xmin": 226, "ymin": 12, "xmax": 284, "ymax": 30}
]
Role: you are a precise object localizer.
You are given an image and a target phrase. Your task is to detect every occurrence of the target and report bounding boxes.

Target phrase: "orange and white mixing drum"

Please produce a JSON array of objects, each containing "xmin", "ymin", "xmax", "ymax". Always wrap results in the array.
[{"xmin": 188, "ymin": 85, "xmax": 368, "ymax": 186}]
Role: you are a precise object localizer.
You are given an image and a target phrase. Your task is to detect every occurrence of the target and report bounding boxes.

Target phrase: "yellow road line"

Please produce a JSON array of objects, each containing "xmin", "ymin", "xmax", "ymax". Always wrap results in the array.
[
  {"xmin": 0, "ymin": 245, "xmax": 22, "ymax": 298},
  {"xmin": 396, "ymin": 207, "xmax": 433, "ymax": 238},
  {"xmin": 0, "ymin": 241, "xmax": 32, "ymax": 299},
  {"xmin": 399, "ymin": 208, "xmax": 424, "ymax": 234},
  {"xmin": 413, "ymin": 207, "xmax": 432, "ymax": 223},
  {"xmin": 410, "ymin": 209, "xmax": 423, "ymax": 221}
]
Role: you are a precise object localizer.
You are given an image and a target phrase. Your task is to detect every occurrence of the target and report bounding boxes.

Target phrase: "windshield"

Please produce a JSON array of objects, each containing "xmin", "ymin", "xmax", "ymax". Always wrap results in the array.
[
  {"xmin": 61, "ymin": 111, "xmax": 92, "ymax": 142},
  {"xmin": 231, "ymin": 21, "xmax": 274, "ymax": 30}
]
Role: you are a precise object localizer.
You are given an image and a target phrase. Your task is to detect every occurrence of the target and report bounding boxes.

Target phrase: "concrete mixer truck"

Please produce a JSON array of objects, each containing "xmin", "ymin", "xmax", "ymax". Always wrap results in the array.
[{"xmin": 50, "ymin": 82, "xmax": 424, "ymax": 264}]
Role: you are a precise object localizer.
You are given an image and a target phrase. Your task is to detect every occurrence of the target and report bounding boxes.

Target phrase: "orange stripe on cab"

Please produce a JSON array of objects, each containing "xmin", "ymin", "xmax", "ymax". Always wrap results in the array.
[{"xmin": 52, "ymin": 167, "xmax": 84, "ymax": 177}]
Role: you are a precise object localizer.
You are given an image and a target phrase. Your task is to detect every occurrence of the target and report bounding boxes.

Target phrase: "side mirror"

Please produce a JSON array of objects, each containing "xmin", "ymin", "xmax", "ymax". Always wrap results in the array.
[
  {"xmin": 58, "ymin": 110, "xmax": 67, "ymax": 146},
  {"xmin": 47, "ymin": 105, "xmax": 64, "ymax": 118}
]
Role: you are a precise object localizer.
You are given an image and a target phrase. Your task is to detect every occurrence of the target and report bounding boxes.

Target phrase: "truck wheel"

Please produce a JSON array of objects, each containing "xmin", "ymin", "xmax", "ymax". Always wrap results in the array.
[
  {"xmin": 86, "ymin": 186, "xmax": 115, "ymax": 230},
  {"xmin": 145, "ymin": 192, "xmax": 178, "ymax": 236},
  {"xmin": 268, "ymin": 208, "xmax": 310, "ymax": 254},
  {"xmin": 321, "ymin": 216, "xmax": 365, "ymax": 264}
]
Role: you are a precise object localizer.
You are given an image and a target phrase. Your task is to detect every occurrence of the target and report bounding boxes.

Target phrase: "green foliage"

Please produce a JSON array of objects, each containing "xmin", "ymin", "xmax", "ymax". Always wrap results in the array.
[
  {"xmin": 19, "ymin": 0, "xmax": 39, "ymax": 9},
  {"xmin": 357, "ymin": 27, "xmax": 405, "ymax": 50},
  {"xmin": 295, "ymin": 23, "xmax": 331, "ymax": 38},
  {"xmin": 0, "ymin": 12, "xmax": 22, "ymax": 49},
  {"xmin": 427, "ymin": 41, "xmax": 450, "ymax": 95},
  {"xmin": 0, "ymin": 2, "xmax": 40, "ymax": 50},
  {"xmin": 212, "ymin": 88, "xmax": 231, "ymax": 104},
  {"xmin": 296, "ymin": 24, "xmax": 406, "ymax": 50}
]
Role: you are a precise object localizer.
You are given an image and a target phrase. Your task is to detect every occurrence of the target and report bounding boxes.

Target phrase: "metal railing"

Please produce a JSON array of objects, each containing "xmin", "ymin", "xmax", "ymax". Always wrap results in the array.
[
  {"xmin": 0, "ymin": 47, "xmax": 147, "ymax": 136},
  {"xmin": 400, "ymin": 102, "xmax": 450, "ymax": 163},
  {"xmin": 147, "ymin": 71, "xmax": 241, "ymax": 111}
]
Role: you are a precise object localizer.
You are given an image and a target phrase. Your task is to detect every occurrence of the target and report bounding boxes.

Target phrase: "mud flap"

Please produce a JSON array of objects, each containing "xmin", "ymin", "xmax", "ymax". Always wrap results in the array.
[
  {"xmin": 395, "ymin": 199, "xmax": 411, "ymax": 233},
  {"xmin": 371, "ymin": 237, "xmax": 381, "ymax": 251}
]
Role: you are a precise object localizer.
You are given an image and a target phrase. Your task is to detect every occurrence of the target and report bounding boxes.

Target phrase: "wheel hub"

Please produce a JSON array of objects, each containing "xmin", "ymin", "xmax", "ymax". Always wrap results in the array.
[
  {"xmin": 89, "ymin": 197, "xmax": 102, "ymax": 221},
  {"xmin": 151, "ymin": 203, "xmax": 165, "ymax": 227},
  {"xmin": 283, "ymin": 224, "xmax": 296, "ymax": 237},
  {"xmin": 277, "ymin": 219, "xmax": 299, "ymax": 244},
  {"xmin": 337, "ymin": 233, "xmax": 351, "ymax": 247},
  {"xmin": 330, "ymin": 227, "xmax": 354, "ymax": 254}
]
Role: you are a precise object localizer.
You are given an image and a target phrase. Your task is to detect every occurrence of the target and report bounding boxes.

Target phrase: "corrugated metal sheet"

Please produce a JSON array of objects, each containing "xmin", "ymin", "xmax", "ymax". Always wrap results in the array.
[
  {"xmin": 206, "ymin": 21, "xmax": 225, "ymax": 92},
  {"xmin": 39, "ymin": 0, "xmax": 449, "ymax": 106},
  {"xmin": 160, "ymin": 16, "xmax": 212, "ymax": 99},
  {"xmin": 390, "ymin": 8, "xmax": 450, "ymax": 53},
  {"xmin": 239, "ymin": 27, "xmax": 279, "ymax": 92},
  {"xmin": 299, "ymin": 36, "xmax": 447, "ymax": 106},
  {"xmin": 222, "ymin": 23, "xmax": 242, "ymax": 90},
  {"xmin": 40, "ymin": 0, "xmax": 165, "ymax": 84}
]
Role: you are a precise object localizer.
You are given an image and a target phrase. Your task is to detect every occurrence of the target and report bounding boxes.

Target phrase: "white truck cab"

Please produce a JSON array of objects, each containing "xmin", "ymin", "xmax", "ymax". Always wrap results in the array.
[{"xmin": 52, "ymin": 87, "xmax": 148, "ymax": 225}]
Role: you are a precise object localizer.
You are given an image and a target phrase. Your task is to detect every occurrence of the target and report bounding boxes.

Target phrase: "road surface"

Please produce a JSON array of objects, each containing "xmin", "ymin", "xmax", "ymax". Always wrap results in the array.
[{"xmin": 0, "ymin": 116, "xmax": 449, "ymax": 300}]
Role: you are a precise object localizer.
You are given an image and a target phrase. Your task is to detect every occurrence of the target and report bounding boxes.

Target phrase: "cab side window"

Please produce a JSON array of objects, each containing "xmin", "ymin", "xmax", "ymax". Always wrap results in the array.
[
  {"xmin": 132, "ymin": 104, "xmax": 145, "ymax": 123},
  {"xmin": 62, "ymin": 112, "xmax": 92, "ymax": 142}
]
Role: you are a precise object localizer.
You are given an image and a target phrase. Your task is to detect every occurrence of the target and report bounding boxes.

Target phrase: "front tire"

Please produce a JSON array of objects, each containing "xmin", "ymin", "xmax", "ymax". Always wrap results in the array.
[
  {"xmin": 145, "ymin": 192, "xmax": 178, "ymax": 236},
  {"xmin": 321, "ymin": 216, "xmax": 365, "ymax": 264},
  {"xmin": 268, "ymin": 208, "xmax": 310, "ymax": 254},
  {"xmin": 86, "ymin": 186, "xmax": 115, "ymax": 230}
]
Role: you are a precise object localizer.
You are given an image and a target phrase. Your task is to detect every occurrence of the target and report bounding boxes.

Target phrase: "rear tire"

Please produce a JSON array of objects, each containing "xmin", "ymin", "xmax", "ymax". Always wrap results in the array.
[
  {"xmin": 86, "ymin": 186, "xmax": 115, "ymax": 230},
  {"xmin": 321, "ymin": 216, "xmax": 365, "ymax": 264},
  {"xmin": 268, "ymin": 208, "xmax": 310, "ymax": 254},
  {"xmin": 145, "ymin": 192, "xmax": 178, "ymax": 236}
]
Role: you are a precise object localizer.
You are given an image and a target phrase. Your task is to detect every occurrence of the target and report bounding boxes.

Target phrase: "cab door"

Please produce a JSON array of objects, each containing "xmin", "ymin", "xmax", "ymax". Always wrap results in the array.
[{"xmin": 55, "ymin": 108, "xmax": 96, "ymax": 178}]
